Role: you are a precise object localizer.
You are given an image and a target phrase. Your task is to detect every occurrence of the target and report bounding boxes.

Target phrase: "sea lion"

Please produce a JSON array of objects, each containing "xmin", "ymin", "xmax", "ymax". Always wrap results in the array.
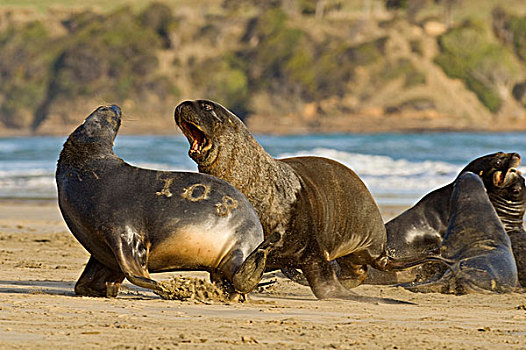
[
  {"xmin": 56, "ymin": 105, "xmax": 269, "ymax": 299},
  {"xmin": 399, "ymin": 172, "xmax": 520, "ymax": 294},
  {"xmin": 488, "ymin": 168, "xmax": 526, "ymax": 286},
  {"xmin": 367, "ymin": 152, "xmax": 522, "ymax": 284},
  {"xmin": 174, "ymin": 99, "xmax": 430, "ymax": 303}
]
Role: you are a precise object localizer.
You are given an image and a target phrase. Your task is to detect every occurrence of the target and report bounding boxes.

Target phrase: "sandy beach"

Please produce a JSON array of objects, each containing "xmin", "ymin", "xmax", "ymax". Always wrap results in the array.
[{"xmin": 1, "ymin": 199, "xmax": 525, "ymax": 349}]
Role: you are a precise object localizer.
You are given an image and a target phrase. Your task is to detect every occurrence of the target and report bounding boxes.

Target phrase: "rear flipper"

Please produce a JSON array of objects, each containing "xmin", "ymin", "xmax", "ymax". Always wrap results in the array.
[
  {"xmin": 282, "ymin": 252, "xmax": 450, "ymax": 288},
  {"xmin": 281, "ymin": 260, "xmax": 356, "ymax": 287},
  {"xmin": 281, "ymin": 267, "xmax": 309, "ymax": 286},
  {"xmin": 372, "ymin": 253, "xmax": 453, "ymax": 272},
  {"xmin": 301, "ymin": 250, "xmax": 414, "ymax": 305},
  {"xmin": 232, "ymin": 232, "xmax": 281, "ymax": 294},
  {"xmin": 75, "ymin": 255, "xmax": 125, "ymax": 297},
  {"xmin": 397, "ymin": 273, "xmax": 494, "ymax": 294}
]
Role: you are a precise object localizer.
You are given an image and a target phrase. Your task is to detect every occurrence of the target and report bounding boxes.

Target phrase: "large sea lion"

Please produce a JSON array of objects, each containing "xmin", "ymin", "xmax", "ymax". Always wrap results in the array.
[
  {"xmin": 174, "ymin": 99, "xmax": 430, "ymax": 302},
  {"xmin": 56, "ymin": 105, "xmax": 269, "ymax": 299},
  {"xmin": 399, "ymin": 172, "xmax": 520, "ymax": 294},
  {"xmin": 367, "ymin": 152, "xmax": 522, "ymax": 284},
  {"xmin": 489, "ymin": 168, "xmax": 526, "ymax": 286}
]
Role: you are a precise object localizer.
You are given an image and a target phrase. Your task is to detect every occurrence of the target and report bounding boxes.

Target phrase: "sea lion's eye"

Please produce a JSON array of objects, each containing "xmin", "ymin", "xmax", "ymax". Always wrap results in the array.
[{"xmin": 202, "ymin": 103, "xmax": 213, "ymax": 111}]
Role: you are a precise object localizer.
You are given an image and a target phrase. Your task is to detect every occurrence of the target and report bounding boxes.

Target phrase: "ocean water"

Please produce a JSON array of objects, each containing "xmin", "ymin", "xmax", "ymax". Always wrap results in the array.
[{"xmin": 0, "ymin": 133, "xmax": 525, "ymax": 207}]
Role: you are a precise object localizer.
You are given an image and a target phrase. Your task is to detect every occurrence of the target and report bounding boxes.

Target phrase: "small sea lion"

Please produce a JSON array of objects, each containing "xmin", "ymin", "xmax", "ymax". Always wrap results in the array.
[
  {"xmin": 399, "ymin": 172, "xmax": 520, "ymax": 294},
  {"xmin": 56, "ymin": 105, "xmax": 268, "ymax": 299},
  {"xmin": 175, "ymin": 99, "xmax": 430, "ymax": 303},
  {"xmin": 368, "ymin": 152, "xmax": 521, "ymax": 284},
  {"xmin": 488, "ymin": 168, "xmax": 526, "ymax": 286}
]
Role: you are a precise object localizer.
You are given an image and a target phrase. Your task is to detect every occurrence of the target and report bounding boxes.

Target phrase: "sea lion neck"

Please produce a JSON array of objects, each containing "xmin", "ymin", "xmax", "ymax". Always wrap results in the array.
[
  {"xmin": 58, "ymin": 135, "xmax": 116, "ymax": 169},
  {"xmin": 487, "ymin": 170, "xmax": 526, "ymax": 232},
  {"xmin": 196, "ymin": 119, "xmax": 301, "ymax": 237},
  {"xmin": 201, "ymin": 128, "xmax": 300, "ymax": 210},
  {"xmin": 444, "ymin": 173, "xmax": 504, "ymax": 256},
  {"xmin": 488, "ymin": 191, "xmax": 526, "ymax": 232}
]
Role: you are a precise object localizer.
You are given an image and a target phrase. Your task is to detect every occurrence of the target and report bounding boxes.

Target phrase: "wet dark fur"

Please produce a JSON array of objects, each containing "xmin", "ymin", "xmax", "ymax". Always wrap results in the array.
[
  {"xmin": 175, "ymin": 100, "xmax": 430, "ymax": 303},
  {"xmin": 368, "ymin": 152, "xmax": 522, "ymax": 285},
  {"xmin": 398, "ymin": 172, "xmax": 520, "ymax": 294},
  {"xmin": 489, "ymin": 169, "xmax": 526, "ymax": 286},
  {"xmin": 56, "ymin": 105, "xmax": 267, "ymax": 299}
]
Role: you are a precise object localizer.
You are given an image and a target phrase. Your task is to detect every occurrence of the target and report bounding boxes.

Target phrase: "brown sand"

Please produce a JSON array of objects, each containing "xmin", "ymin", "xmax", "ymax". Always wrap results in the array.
[{"xmin": 1, "ymin": 200, "xmax": 525, "ymax": 349}]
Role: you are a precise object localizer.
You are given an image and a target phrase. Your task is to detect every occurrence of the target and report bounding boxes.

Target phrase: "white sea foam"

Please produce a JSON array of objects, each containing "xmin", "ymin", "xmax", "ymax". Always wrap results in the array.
[
  {"xmin": 124, "ymin": 161, "xmax": 194, "ymax": 172},
  {"xmin": 0, "ymin": 161, "xmax": 195, "ymax": 199},
  {"xmin": 0, "ymin": 142, "xmax": 20, "ymax": 153},
  {"xmin": 279, "ymin": 148, "xmax": 459, "ymax": 176},
  {"xmin": 278, "ymin": 148, "xmax": 461, "ymax": 201}
]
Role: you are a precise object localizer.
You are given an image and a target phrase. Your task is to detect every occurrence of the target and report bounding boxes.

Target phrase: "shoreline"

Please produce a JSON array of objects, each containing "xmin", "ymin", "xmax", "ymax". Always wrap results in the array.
[{"xmin": 0, "ymin": 197, "xmax": 409, "ymax": 221}]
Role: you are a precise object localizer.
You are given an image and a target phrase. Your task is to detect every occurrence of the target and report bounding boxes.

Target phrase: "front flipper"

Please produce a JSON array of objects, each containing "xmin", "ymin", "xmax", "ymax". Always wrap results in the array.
[
  {"xmin": 75, "ymin": 255, "xmax": 125, "ymax": 297},
  {"xmin": 106, "ymin": 226, "xmax": 165, "ymax": 294},
  {"xmin": 232, "ymin": 232, "xmax": 281, "ymax": 294}
]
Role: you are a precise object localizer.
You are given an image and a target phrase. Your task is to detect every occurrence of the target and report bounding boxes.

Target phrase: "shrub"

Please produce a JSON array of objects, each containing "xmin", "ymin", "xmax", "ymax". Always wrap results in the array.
[
  {"xmin": 409, "ymin": 39, "xmax": 424, "ymax": 55},
  {"xmin": 0, "ymin": 21, "xmax": 56, "ymax": 128},
  {"xmin": 312, "ymin": 44, "xmax": 354, "ymax": 98},
  {"xmin": 238, "ymin": 8, "xmax": 317, "ymax": 100},
  {"xmin": 140, "ymin": 2, "xmax": 177, "ymax": 48},
  {"xmin": 512, "ymin": 81, "xmax": 526, "ymax": 106},
  {"xmin": 346, "ymin": 37, "xmax": 388, "ymax": 66},
  {"xmin": 0, "ymin": 6, "xmax": 179, "ymax": 129},
  {"xmin": 190, "ymin": 55, "xmax": 250, "ymax": 118},
  {"xmin": 382, "ymin": 58, "xmax": 426, "ymax": 87},
  {"xmin": 51, "ymin": 7, "xmax": 163, "ymax": 101},
  {"xmin": 508, "ymin": 16, "xmax": 526, "ymax": 61},
  {"xmin": 239, "ymin": 9, "xmax": 388, "ymax": 102},
  {"xmin": 435, "ymin": 20, "xmax": 518, "ymax": 113}
]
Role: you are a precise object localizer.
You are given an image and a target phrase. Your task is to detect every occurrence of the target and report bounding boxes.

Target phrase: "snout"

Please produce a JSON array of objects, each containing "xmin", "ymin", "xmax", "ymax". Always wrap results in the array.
[
  {"xmin": 110, "ymin": 105, "xmax": 121, "ymax": 116},
  {"xmin": 509, "ymin": 153, "xmax": 521, "ymax": 168},
  {"xmin": 174, "ymin": 101, "xmax": 194, "ymax": 122},
  {"xmin": 96, "ymin": 104, "xmax": 122, "ymax": 131},
  {"xmin": 174, "ymin": 101, "xmax": 199, "ymax": 127}
]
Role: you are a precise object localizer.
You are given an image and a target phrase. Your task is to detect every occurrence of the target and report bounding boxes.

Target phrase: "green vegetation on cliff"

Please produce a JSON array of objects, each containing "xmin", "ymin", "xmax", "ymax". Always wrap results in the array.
[
  {"xmin": 0, "ymin": 0, "xmax": 525, "ymax": 133},
  {"xmin": 435, "ymin": 20, "xmax": 519, "ymax": 113},
  {"xmin": 0, "ymin": 21, "xmax": 55, "ymax": 128}
]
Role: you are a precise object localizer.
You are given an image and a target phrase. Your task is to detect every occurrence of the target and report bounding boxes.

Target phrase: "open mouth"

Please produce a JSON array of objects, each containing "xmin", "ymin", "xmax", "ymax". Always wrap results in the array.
[
  {"xmin": 179, "ymin": 120, "xmax": 212, "ymax": 158},
  {"xmin": 493, "ymin": 155, "xmax": 522, "ymax": 187},
  {"xmin": 493, "ymin": 167, "xmax": 520, "ymax": 188}
]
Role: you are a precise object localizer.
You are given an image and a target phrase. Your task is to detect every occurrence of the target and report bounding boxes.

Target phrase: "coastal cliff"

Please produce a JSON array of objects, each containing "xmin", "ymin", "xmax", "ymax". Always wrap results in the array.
[{"xmin": 1, "ymin": 0, "xmax": 526, "ymax": 135}]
